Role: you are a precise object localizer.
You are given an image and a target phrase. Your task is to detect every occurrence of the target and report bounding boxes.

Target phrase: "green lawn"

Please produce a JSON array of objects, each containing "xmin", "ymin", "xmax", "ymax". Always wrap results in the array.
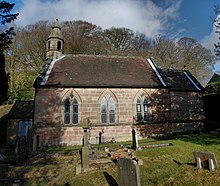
[
  {"xmin": 3, "ymin": 133, "xmax": 220, "ymax": 186},
  {"xmin": 136, "ymin": 135, "xmax": 220, "ymax": 186}
]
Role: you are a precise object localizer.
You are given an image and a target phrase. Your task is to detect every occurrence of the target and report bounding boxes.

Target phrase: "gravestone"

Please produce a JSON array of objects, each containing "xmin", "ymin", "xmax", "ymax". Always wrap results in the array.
[
  {"xmin": 118, "ymin": 158, "xmax": 141, "ymax": 186},
  {"xmin": 81, "ymin": 118, "xmax": 90, "ymax": 170},
  {"xmin": 132, "ymin": 129, "xmax": 139, "ymax": 150},
  {"xmin": 193, "ymin": 151, "xmax": 218, "ymax": 171},
  {"xmin": 75, "ymin": 164, "xmax": 82, "ymax": 175}
]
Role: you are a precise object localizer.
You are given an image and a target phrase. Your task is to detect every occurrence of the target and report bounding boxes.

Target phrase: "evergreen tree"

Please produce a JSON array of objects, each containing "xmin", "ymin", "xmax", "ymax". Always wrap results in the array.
[
  {"xmin": 0, "ymin": 52, "xmax": 9, "ymax": 105},
  {"xmin": 0, "ymin": 1, "xmax": 18, "ymax": 105}
]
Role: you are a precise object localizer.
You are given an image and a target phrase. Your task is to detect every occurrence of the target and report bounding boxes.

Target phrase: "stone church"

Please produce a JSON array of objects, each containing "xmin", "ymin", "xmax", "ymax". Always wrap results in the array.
[{"xmin": 33, "ymin": 19, "xmax": 205, "ymax": 146}]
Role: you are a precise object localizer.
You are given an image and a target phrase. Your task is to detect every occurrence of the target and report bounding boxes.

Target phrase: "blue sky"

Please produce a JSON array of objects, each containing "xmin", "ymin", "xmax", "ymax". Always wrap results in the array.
[{"xmin": 6, "ymin": 0, "xmax": 220, "ymax": 73}]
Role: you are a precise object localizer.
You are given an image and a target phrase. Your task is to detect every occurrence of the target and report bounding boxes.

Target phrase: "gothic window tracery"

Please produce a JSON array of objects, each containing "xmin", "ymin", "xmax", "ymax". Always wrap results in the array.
[
  {"xmin": 101, "ymin": 93, "xmax": 116, "ymax": 124},
  {"xmin": 136, "ymin": 96, "xmax": 149, "ymax": 122},
  {"xmin": 64, "ymin": 92, "xmax": 78, "ymax": 125}
]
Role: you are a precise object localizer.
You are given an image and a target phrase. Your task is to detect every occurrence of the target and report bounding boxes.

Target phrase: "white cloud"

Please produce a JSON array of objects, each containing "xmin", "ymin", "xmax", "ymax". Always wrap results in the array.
[
  {"xmin": 15, "ymin": 0, "xmax": 181, "ymax": 38},
  {"xmin": 201, "ymin": 29, "xmax": 218, "ymax": 55},
  {"xmin": 201, "ymin": 15, "xmax": 220, "ymax": 72}
]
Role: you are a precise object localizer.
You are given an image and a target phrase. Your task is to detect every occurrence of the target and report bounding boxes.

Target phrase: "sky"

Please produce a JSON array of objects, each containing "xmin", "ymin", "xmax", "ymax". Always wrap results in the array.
[{"xmin": 6, "ymin": 0, "xmax": 220, "ymax": 73}]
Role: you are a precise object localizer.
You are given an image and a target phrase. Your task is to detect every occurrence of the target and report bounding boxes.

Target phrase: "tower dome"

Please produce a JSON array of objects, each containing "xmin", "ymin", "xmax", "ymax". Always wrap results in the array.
[{"xmin": 46, "ymin": 19, "xmax": 64, "ymax": 60}]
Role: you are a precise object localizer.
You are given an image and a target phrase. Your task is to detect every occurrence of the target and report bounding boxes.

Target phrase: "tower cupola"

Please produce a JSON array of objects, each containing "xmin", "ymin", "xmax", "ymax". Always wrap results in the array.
[{"xmin": 46, "ymin": 19, "xmax": 64, "ymax": 60}]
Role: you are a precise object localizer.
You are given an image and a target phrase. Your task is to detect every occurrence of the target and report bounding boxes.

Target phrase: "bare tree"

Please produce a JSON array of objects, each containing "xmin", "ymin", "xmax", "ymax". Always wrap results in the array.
[
  {"xmin": 151, "ymin": 35, "xmax": 179, "ymax": 68},
  {"xmin": 151, "ymin": 36, "xmax": 215, "ymax": 85},
  {"xmin": 104, "ymin": 27, "xmax": 134, "ymax": 51},
  {"xmin": 62, "ymin": 20, "xmax": 108, "ymax": 55},
  {"xmin": 177, "ymin": 37, "xmax": 215, "ymax": 84}
]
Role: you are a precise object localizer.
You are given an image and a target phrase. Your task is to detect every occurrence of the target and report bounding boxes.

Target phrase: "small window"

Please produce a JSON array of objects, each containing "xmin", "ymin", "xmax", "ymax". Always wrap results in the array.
[
  {"xmin": 72, "ymin": 98, "xmax": 78, "ymax": 124},
  {"xmin": 57, "ymin": 41, "xmax": 61, "ymax": 50},
  {"xmin": 136, "ymin": 98, "xmax": 142, "ymax": 122},
  {"xmin": 101, "ymin": 97, "xmax": 107, "ymax": 123},
  {"xmin": 48, "ymin": 41, "xmax": 50, "ymax": 50},
  {"xmin": 109, "ymin": 97, "xmax": 115, "ymax": 123},
  {"xmin": 18, "ymin": 120, "xmax": 31, "ymax": 137},
  {"xmin": 64, "ymin": 98, "xmax": 70, "ymax": 124},
  {"xmin": 143, "ymin": 99, "xmax": 148, "ymax": 121}
]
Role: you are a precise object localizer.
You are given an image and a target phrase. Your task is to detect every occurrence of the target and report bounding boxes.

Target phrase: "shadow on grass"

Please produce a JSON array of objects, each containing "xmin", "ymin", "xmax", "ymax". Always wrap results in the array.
[
  {"xmin": 103, "ymin": 171, "xmax": 118, "ymax": 186},
  {"xmin": 174, "ymin": 133, "xmax": 220, "ymax": 146},
  {"xmin": 173, "ymin": 159, "xmax": 196, "ymax": 167}
]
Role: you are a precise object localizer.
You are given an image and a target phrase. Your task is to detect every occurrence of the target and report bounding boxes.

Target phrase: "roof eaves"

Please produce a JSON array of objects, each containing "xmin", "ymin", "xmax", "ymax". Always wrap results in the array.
[
  {"xmin": 183, "ymin": 71, "xmax": 201, "ymax": 91},
  {"xmin": 41, "ymin": 55, "xmax": 65, "ymax": 85},
  {"xmin": 147, "ymin": 58, "xmax": 167, "ymax": 87},
  {"xmin": 40, "ymin": 84, "xmax": 167, "ymax": 89}
]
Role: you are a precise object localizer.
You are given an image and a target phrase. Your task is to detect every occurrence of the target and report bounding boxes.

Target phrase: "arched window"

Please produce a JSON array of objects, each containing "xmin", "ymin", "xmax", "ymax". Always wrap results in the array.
[
  {"xmin": 48, "ymin": 41, "xmax": 50, "ymax": 50},
  {"xmin": 101, "ymin": 93, "xmax": 115, "ymax": 124},
  {"xmin": 136, "ymin": 96, "xmax": 149, "ymax": 122},
  {"xmin": 136, "ymin": 98, "xmax": 142, "ymax": 122},
  {"xmin": 72, "ymin": 98, "xmax": 78, "ymax": 124},
  {"xmin": 57, "ymin": 41, "xmax": 61, "ymax": 50},
  {"xmin": 64, "ymin": 98, "xmax": 70, "ymax": 124},
  {"xmin": 101, "ymin": 98, "xmax": 107, "ymax": 123},
  {"xmin": 109, "ymin": 97, "xmax": 115, "ymax": 123},
  {"xmin": 143, "ymin": 98, "xmax": 148, "ymax": 121},
  {"xmin": 64, "ymin": 94, "xmax": 78, "ymax": 125}
]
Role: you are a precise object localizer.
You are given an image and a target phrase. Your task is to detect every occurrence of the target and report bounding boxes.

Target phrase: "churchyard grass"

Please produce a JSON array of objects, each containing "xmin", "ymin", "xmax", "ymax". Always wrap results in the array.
[
  {"xmin": 136, "ymin": 135, "xmax": 220, "ymax": 186},
  {"xmin": 2, "ymin": 133, "xmax": 220, "ymax": 186}
]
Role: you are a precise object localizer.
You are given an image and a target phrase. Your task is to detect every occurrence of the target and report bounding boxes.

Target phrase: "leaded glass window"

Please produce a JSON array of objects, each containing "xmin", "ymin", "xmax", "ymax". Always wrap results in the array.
[
  {"xmin": 64, "ymin": 93, "xmax": 79, "ymax": 125},
  {"xmin": 72, "ymin": 98, "xmax": 78, "ymax": 124},
  {"xmin": 109, "ymin": 97, "xmax": 115, "ymax": 123},
  {"xmin": 101, "ymin": 93, "xmax": 116, "ymax": 124},
  {"xmin": 136, "ymin": 96, "xmax": 149, "ymax": 122},
  {"xmin": 136, "ymin": 98, "xmax": 142, "ymax": 122},
  {"xmin": 64, "ymin": 98, "xmax": 70, "ymax": 124},
  {"xmin": 143, "ymin": 98, "xmax": 148, "ymax": 121},
  {"xmin": 101, "ymin": 97, "xmax": 107, "ymax": 123}
]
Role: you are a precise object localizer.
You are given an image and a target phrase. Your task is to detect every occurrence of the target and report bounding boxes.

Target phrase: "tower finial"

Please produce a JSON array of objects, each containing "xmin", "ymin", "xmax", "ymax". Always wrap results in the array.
[
  {"xmin": 52, "ymin": 18, "xmax": 60, "ymax": 29},
  {"xmin": 46, "ymin": 19, "xmax": 64, "ymax": 60}
]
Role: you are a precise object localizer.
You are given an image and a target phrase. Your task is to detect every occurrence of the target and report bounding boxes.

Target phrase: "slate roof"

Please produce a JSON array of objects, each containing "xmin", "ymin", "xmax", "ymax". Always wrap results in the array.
[
  {"xmin": 39, "ymin": 55, "xmax": 164, "ymax": 88},
  {"xmin": 158, "ymin": 68, "xmax": 203, "ymax": 91},
  {"xmin": 35, "ymin": 54, "xmax": 203, "ymax": 92},
  {"xmin": 6, "ymin": 100, "xmax": 34, "ymax": 119}
]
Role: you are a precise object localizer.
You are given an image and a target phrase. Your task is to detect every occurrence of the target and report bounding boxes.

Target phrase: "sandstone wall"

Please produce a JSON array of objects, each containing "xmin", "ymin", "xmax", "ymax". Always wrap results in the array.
[{"xmin": 34, "ymin": 87, "xmax": 205, "ymax": 146}]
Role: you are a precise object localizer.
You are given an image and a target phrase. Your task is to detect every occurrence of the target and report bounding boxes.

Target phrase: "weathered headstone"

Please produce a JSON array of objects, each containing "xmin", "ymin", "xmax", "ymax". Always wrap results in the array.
[
  {"xmin": 81, "ymin": 146, "xmax": 89, "ymax": 170},
  {"xmin": 132, "ymin": 129, "xmax": 139, "ymax": 150},
  {"xmin": 137, "ymin": 159, "xmax": 143, "ymax": 166},
  {"xmin": 75, "ymin": 164, "xmax": 82, "ymax": 175},
  {"xmin": 118, "ymin": 158, "xmax": 141, "ymax": 186},
  {"xmin": 193, "ymin": 151, "xmax": 218, "ymax": 171}
]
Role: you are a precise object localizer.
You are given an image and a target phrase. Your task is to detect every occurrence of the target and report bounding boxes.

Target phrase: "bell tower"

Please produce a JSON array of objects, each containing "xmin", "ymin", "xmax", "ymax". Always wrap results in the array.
[{"xmin": 46, "ymin": 19, "xmax": 64, "ymax": 60}]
